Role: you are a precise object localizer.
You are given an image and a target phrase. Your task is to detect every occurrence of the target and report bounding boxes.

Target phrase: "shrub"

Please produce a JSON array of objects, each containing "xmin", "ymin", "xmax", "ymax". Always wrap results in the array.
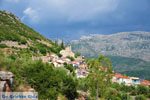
[
  {"xmin": 0, "ymin": 44, "xmax": 9, "ymax": 48},
  {"xmin": 57, "ymin": 53, "xmax": 62, "ymax": 57},
  {"xmin": 39, "ymin": 48, "xmax": 47, "ymax": 55},
  {"xmin": 130, "ymin": 90, "xmax": 137, "ymax": 96},
  {"xmin": 137, "ymin": 85, "xmax": 149, "ymax": 95},
  {"xmin": 8, "ymin": 54, "xmax": 17, "ymax": 60},
  {"xmin": 66, "ymin": 56, "xmax": 75, "ymax": 61},
  {"xmin": 135, "ymin": 95, "xmax": 146, "ymax": 100}
]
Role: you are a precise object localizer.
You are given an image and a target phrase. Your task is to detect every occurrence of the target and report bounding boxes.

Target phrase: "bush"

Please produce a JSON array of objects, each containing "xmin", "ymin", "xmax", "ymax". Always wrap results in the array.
[
  {"xmin": 0, "ymin": 44, "xmax": 9, "ymax": 48},
  {"xmin": 137, "ymin": 85, "xmax": 149, "ymax": 95},
  {"xmin": 146, "ymin": 93, "xmax": 150, "ymax": 98},
  {"xmin": 66, "ymin": 56, "xmax": 75, "ymax": 61},
  {"xmin": 130, "ymin": 90, "xmax": 137, "ymax": 96},
  {"xmin": 39, "ymin": 48, "xmax": 47, "ymax": 55},
  {"xmin": 64, "ymin": 64, "xmax": 74, "ymax": 72},
  {"xmin": 57, "ymin": 53, "xmax": 62, "ymax": 57},
  {"xmin": 75, "ymin": 52, "xmax": 81, "ymax": 58},
  {"xmin": 135, "ymin": 95, "xmax": 146, "ymax": 100},
  {"xmin": 8, "ymin": 54, "xmax": 17, "ymax": 60}
]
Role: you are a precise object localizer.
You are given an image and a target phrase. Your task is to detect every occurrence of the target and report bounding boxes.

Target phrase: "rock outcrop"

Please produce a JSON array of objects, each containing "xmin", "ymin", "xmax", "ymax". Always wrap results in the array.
[{"xmin": 0, "ymin": 71, "xmax": 14, "ymax": 92}]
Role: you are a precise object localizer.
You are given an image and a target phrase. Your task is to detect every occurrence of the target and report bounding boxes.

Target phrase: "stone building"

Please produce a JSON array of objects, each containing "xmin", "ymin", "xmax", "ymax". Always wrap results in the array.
[{"xmin": 60, "ymin": 45, "xmax": 75, "ymax": 57}]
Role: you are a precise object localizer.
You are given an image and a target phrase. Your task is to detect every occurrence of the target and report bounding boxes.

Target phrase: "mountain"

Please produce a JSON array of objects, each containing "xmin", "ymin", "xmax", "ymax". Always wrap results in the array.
[
  {"xmin": 71, "ymin": 31, "xmax": 150, "ymax": 80},
  {"xmin": 71, "ymin": 31, "xmax": 150, "ymax": 61},
  {"xmin": 0, "ymin": 10, "xmax": 62, "ymax": 57}
]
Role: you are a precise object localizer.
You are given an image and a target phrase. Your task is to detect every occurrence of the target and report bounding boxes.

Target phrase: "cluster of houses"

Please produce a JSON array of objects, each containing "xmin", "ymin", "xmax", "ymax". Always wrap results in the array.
[
  {"xmin": 32, "ymin": 45, "xmax": 150, "ymax": 86},
  {"xmin": 112, "ymin": 73, "xmax": 150, "ymax": 87},
  {"xmin": 32, "ymin": 46, "xmax": 89, "ymax": 78}
]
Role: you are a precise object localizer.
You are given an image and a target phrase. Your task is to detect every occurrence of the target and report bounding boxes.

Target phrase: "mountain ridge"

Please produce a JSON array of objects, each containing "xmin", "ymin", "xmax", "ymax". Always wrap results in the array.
[{"xmin": 71, "ymin": 31, "xmax": 150, "ymax": 61}]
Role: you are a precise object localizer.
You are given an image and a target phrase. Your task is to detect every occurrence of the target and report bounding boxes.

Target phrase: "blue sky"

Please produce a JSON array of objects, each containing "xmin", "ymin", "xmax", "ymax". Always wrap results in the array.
[{"xmin": 0, "ymin": 0, "xmax": 150, "ymax": 40}]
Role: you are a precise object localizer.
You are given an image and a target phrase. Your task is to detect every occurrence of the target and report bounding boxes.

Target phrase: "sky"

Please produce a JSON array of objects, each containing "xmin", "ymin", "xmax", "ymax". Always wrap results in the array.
[{"xmin": 0, "ymin": 0, "xmax": 150, "ymax": 41}]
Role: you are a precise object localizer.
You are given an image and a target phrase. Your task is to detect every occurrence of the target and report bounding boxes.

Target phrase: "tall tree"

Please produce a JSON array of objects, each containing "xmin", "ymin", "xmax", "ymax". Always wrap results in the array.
[
  {"xmin": 87, "ymin": 55, "xmax": 113, "ymax": 100},
  {"xmin": 61, "ymin": 40, "xmax": 65, "ymax": 49},
  {"xmin": 55, "ymin": 38, "xmax": 58, "ymax": 47}
]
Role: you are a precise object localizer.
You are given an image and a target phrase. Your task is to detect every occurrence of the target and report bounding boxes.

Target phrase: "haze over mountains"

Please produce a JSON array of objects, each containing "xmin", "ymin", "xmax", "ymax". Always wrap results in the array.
[
  {"xmin": 71, "ymin": 31, "xmax": 150, "ymax": 61},
  {"xmin": 71, "ymin": 31, "xmax": 150, "ymax": 79}
]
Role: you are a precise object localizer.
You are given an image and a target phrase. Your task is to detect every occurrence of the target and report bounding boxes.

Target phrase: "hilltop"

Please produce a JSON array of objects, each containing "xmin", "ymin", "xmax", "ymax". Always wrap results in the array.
[{"xmin": 0, "ymin": 10, "xmax": 62, "ymax": 57}]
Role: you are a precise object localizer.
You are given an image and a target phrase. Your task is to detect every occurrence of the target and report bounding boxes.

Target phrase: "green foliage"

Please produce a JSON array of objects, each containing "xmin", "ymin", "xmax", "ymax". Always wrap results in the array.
[
  {"xmin": 29, "ymin": 46, "xmax": 37, "ymax": 53},
  {"xmin": 87, "ymin": 55, "xmax": 113, "ymax": 100},
  {"xmin": 0, "ymin": 11, "xmax": 50, "ymax": 42},
  {"xmin": 136, "ymin": 85, "xmax": 149, "ymax": 95},
  {"xmin": 0, "ymin": 54, "xmax": 78, "ymax": 100},
  {"xmin": 0, "ymin": 10, "xmax": 63, "ymax": 56},
  {"xmin": 57, "ymin": 53, "xmax": 62, "ymax": 57},
  {"xmin": 135, "ymin": 95, "xmax": 146, "ymax": 100},
  {"xmin": 66, "ymin": 56, "xmax": 75, "ymax": 61},
  {"xmin": 77, "ymin": 78, "xmax": 88, "ymax": 91},
  {"xmin": 61, "ymin": 40, "xmax": 65, "ymax": 49},
  {"xmin": 23, "ymin": 60, "xmax": 61, "ymax": 100},
  {"xmin": 55, "ymin": 39, "xmax": 58, "ymax": 47},
  {"xmin": 64, "ymin": 63, "xmax": 75, "ymax": 72},
  {"xmin": 8, "ymin": 54, "xmax": 17, "ymax": 60},
  {"xmin": 0, "ymin": 44, "xmax": 9, "ymax": 48},
  {"xmin": 75, "ymin": 52, "xmax": 81, "ymax": 58}
]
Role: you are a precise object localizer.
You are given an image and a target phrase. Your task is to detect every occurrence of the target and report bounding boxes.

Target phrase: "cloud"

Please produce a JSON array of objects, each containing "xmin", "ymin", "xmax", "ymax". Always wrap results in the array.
[
  {"xmin": 25, "ymin": 0, "xmax": 119, "ymax": 22},
  {"xmin": 22, "ymin": 7, "xmax": 39, "ymax": 23},
  {"xmin": 1, "ymin": 0, "xmax": 150, "ymax": 40}
]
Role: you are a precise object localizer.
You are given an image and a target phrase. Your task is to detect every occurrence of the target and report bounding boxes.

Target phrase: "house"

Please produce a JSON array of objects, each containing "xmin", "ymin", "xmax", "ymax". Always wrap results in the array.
[
  {"xmin": 75, "ymin": 69, "xmax": 88, "ymax": 78},
  {"xmin": 130, "ymin": 77, "xmax": 140, "ymax": 85},
  {"xmin": 52, "ymin": 61, "xmax": 64, "ymax": 67},
  {"xmin": 75, "ymin": 56, "xmax": 86, "ymax": 64},
  {"xmin": 78, "ymin": 65, "xmax": 88, "ymax": 70},
  {"xmin": 60, "ymin": 45, "xmax": 75, "ymax": 57},
  {"xmin": 140, "ymin": 79, "xmax": 150, "ymax": 87},
  {"xmin": 112, "ymin": 73, "xmax": 131, "ymax": 85},
  {"xmin": 69, "ymin": 61, "xmax": 80, "ymax": 68},
  {"xmin": 61, "ymin": 57, "xmax": 71, "ymax": 63},
  {"xmin": 49, "ymin": 54, "xmax": 59, "ymax": 61}
]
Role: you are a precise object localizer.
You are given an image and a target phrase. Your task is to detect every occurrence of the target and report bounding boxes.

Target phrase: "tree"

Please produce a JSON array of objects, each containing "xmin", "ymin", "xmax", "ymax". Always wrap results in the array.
[
  {"xmin": 87, "ymin": 55, "xmax": 113, "ymax": 100},
  {"xmin": 23, "ymin": 60, "xmax": 61, "ymax": 100},
  {"xmin": 55, "ymin": 38, "xmax": 58, "ymax": 47},
  {"xmin": 75, "ymin": 52, "xmax": 81, "ymax": 58},
  {"xmin": 137, "ymin": 85, "xmax": 149, "ymax": 95},
  {"xmin": 135, "ymin": 95, "xmax": 146, "ymax": 100},
  {"xmin": 66, "ymin": 56, "xmax": 75, "ymax": 61},
  {"xmin": 61, "ymin": 40, "xmax": 65, "ymax": 49},
  {"xmin": 64, "ymin": 63, "xmax": 75, "ymax": 72}
]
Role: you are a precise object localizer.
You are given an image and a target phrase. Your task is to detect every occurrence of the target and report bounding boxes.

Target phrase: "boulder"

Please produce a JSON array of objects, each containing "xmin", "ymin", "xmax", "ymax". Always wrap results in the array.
[{"xmin": 0, "ymin": 71, "xmax": 14, "ymax": 92}]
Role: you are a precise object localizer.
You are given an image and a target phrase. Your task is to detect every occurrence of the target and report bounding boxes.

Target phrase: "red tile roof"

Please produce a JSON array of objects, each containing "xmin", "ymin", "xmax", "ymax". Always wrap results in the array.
[
  {"xmin": 140, "ymin": 80, "xmax": 150, "ymax": 86},
  {"xmin": 115, "ymin": 73, "xmax": 130, "ymax": 79}
]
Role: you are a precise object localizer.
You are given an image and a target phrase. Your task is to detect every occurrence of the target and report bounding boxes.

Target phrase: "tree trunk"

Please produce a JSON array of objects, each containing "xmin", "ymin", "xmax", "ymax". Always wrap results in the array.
[{"xmin": 96, "ymin": 83, "xmax": 99, "ymax": 100}]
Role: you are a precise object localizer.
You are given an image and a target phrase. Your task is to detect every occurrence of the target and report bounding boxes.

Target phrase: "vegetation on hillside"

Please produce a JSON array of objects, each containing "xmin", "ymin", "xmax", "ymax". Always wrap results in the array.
[
  {"xmin": 0, "ymin": 10, "xmax": 63, "ymax": 56},
  {"xmin": 0, "ymin": 51, "xmax": 78, "ymax": 100}
]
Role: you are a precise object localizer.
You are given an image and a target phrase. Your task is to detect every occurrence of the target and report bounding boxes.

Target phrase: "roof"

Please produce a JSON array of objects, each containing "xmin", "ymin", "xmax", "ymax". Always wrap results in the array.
[
  {"xmin": 140, "ymin": 80, "xmax": 150, "ymax": 86},
  {"xmin": 115, "ymin": 73, "xmax": 130, "ymax": 79},
  {"xmin": 131, "ymin": 77, "xmax": 140, "ymax": 80}
]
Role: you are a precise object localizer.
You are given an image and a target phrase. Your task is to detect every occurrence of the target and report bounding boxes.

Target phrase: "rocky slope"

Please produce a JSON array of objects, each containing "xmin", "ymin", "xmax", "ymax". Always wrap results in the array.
[
  {"xmin": 71, "ymin": 31, "xmax": 150, "ymax": 61},
  {"xmin": 71, "ymin": 31, "xmax": 150, "ymax": 79}
]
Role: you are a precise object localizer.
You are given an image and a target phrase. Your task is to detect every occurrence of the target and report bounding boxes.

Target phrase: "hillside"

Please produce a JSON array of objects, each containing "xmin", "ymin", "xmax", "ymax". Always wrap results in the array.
[
  {"xmin": 71, "ymin": 31, "xmax": 150, "ymax": 79},
  {"xmin": 71, "ymin": 31, "xmax": 150, "ymax": 61},
  {"xmin": 0, "ymin": 10, "xmax": 62, "ymax": 57}
]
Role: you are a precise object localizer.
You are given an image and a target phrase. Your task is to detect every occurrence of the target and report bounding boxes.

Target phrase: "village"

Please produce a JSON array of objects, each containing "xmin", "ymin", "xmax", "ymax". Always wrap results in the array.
[{"xmin": 31, "ymin": 45, "xmax": 150, "ymax": 87}]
